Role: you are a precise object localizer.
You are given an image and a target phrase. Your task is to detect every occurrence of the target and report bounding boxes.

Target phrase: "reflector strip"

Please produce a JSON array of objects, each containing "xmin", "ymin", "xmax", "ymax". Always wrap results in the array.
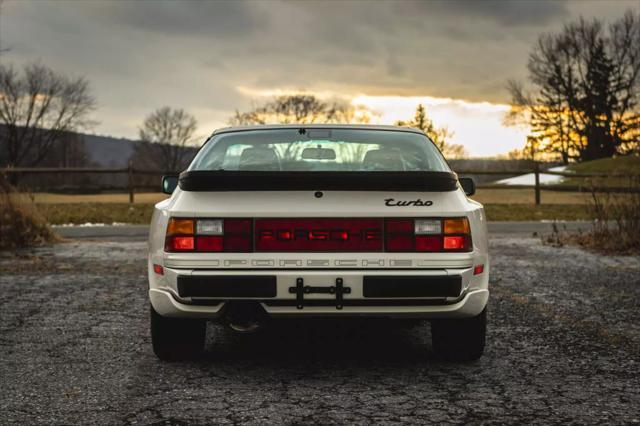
[
  {"xmin": 196, "ymin": 236, "xmax": 223, "ymax": 252},
  {"xmin": 415, "ymin": 235, "xmax": 443, "ymax": 251},
  {"xmin": 255, "ymin": 219, "xmax": 383, "ymax": 252},
  {"xmin": 164, "ymin": 217, "xmax": 472, "ymax": 253}
]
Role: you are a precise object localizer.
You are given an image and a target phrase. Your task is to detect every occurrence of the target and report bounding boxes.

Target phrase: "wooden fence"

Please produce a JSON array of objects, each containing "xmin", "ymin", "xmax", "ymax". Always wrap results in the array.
[{"xmin": 2, "ymin": 163, "xmax": 637, "ymax": 205}]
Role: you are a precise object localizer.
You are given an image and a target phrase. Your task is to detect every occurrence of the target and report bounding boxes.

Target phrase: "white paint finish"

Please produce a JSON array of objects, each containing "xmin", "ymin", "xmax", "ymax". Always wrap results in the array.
[
  {"xmin": 149, "ymin": 286, "xmax": 488, "ymax": 319},
  {"xmin": 148, "ymin": 127, "xmax": 490, "ymax": 319},
  {"xmin": 169, "ymin": 190, "xmax": 472, "ymax": 217}
]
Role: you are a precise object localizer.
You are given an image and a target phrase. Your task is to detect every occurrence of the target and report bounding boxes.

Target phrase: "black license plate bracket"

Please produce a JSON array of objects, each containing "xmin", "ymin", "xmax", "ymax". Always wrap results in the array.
[{"xmin": 288, "ymin": 277, "xmax": 351, "ymax": 310}]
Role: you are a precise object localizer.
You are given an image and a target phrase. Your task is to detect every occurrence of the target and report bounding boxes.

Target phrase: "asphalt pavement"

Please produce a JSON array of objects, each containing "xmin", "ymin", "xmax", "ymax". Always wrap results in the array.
[{"xmin": 1, "ymin": 233, "xmax": 639, "ymax": 424}]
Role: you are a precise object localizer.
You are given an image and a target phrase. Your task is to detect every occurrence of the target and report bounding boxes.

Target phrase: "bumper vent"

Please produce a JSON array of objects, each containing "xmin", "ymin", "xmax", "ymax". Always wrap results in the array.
[
  {"xmin": 363, "ymin": 276, "xmax": 462, "ymax": 298},
  {"xmin": 177, "ymin": 276, "xmax": 277, "ymax": 298}
]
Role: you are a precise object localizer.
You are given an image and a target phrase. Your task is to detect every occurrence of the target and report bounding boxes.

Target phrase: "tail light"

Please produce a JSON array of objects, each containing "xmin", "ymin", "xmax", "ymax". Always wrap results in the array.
[
  {"xmin": 164, "ymin": 217, "xmax": 471, "ymax": 253},
  {"xmin": 386, "ymin": 218, "xmax": 472, "ymax": 252},
  {"xmin": 165, "ymin": 218, "xmax": 252, "ymax": 252}
]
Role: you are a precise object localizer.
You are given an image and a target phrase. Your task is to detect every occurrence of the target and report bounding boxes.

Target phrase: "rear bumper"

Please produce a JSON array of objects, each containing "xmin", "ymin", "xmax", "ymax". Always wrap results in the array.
[
  {"xmin": 149, "ymin": 266, "xmax": 489, "ymax": 319},
  {"xmin": 149, "ymin": 287, "xmax": 489, "ymax": 319}
]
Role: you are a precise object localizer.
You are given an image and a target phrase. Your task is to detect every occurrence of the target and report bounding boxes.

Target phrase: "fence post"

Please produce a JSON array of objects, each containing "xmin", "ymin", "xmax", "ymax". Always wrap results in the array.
[
  {"xmin": 534, "ymin": 162, "xmax": 541, "ymax": 205},
  {"xmin": 128, "ymin": 161, "xmax": 134, "ymax": 204}
]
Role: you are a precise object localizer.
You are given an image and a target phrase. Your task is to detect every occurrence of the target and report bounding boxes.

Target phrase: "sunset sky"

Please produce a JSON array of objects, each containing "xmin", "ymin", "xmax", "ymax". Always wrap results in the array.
[{"xmin": 1, "ymin": 0, "xmax": 636, "ymax": 156}]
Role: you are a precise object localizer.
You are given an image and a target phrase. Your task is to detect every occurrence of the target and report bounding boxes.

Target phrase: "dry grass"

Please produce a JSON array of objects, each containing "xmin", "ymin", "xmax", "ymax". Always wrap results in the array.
[
  {"xmin": 38, "ymin": 203, "xmax": 155, "ymax": 225},
  {"xmin": 0, "ymin": 177, "xmax": 58, "ymax": 250},
  {"xmin": 16, "ymin": 192, "xmax": 169, "ymax": 204},
  {"xmin": 472, "ymin": 188, "xmax": 591, "ymax": 205},
  {"xmin": 544, "ymin": 176, "xmax": 640, "ymax": 254},
  {"xmin": 484, "ymin": 204, "xmax": 590, "ymax": 221}
]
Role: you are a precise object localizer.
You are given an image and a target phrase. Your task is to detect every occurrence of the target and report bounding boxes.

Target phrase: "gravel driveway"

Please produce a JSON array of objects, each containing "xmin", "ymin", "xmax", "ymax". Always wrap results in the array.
[{"xmin": 1, "ymin": 237, "xmax": 639, "ymax": 424}]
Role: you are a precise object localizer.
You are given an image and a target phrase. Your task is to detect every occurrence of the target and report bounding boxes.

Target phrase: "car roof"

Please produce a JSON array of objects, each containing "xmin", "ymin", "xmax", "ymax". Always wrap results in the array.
[{"xmin": 211, "ymin": 124, "xmax": 426, "ymax": 136}]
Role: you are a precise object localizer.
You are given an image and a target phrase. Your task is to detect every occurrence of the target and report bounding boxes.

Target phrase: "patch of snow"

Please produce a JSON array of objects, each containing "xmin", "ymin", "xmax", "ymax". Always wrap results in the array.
[
  {"xmin": 53, "ymin": 222, "xmax": 133, "ymax": 227},
  {"xmin": 539, "ymin": 220, "xmax": 592, "ymax": 223},
  {"xmin": 496, "ymin": 165, "xmax": 567, "ymax": 186}
]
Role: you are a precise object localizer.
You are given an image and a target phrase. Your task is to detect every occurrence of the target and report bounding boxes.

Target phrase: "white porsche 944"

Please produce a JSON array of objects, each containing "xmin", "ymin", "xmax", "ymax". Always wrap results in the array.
[{"xmin": 148, "ymin": 125, "xmax": 489, "ymax": 361}]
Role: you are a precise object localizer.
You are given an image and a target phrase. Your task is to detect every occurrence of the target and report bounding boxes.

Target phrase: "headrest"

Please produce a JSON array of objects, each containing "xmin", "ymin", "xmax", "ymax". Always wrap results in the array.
[
  {"xmin": 239, "ymin": 147, "xmax": 281, "ymax": 171},
  {"xmin": 362, "ymin": 149, "xmax": 405, "ymax": 171}
]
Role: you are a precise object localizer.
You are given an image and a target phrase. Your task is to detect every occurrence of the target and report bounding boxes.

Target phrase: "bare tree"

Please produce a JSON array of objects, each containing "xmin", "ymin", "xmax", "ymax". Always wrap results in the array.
[
  {"xmin": 137, "ymin": 107, "xmax": 198, "ymax": 171},
  {"xmin": 0, "ymin": 62, "xmax": 96, "ymax": 168},
  {"xmin": 229, "ymin": 94, "xmax": 373, "ymax": 125},
  {"xmin": 507, "ymin": 11, "xmax": 640, "ymax": 163}
]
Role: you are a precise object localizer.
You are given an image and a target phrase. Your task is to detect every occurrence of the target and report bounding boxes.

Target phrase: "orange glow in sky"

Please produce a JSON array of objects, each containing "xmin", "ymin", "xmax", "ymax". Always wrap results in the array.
[
  {"xmin": 352, "ymin": 95, "xmax": 529, "ymax": 158},
  {"xmin": 234, "ymin": 87, "xmax": 529, "ymax": 157}
]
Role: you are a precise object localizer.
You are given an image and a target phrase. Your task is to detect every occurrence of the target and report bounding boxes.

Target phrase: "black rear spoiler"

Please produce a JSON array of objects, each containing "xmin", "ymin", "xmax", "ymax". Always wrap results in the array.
[{"xmin": 179, "ymin": 171, "xmax": 458, "ymax": 192}]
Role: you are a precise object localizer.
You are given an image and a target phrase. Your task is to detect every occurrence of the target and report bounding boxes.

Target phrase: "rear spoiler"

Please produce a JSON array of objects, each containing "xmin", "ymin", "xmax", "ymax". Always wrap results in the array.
[{"xmin": 179, "ymin": 171, "xmax": 458, "ymax": 192}]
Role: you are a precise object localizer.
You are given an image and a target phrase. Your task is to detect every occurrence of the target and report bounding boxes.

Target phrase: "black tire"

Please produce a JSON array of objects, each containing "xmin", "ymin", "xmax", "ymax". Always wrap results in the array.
[
  {"xmin": 150, "ymin": 304, "xmax": 206, "ymax": 361},
  {"xmin": 431, "ymin": 308, "xmax": 486, "ymax": 362}
]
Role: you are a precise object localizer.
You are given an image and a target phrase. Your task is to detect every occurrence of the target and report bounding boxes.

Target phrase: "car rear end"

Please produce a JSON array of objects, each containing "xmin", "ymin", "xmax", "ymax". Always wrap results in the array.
[{"xmin": 148, "ymin": 125, "xmax": 489, "ymax": 361}]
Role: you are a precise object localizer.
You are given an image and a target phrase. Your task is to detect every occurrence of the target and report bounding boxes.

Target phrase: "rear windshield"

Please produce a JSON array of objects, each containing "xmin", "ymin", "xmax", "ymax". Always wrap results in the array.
[{"xmin": 189, "ymin": 128, "xmax": 450, "ymax": 172}]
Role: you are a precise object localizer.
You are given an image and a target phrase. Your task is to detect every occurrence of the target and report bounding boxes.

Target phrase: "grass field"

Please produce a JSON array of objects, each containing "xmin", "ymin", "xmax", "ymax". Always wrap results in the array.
[
  {"xmin": 40, "ymin": 203, "xmax": 156, "ymax": 225},
  {"xmin": 474, "ymin": 188, "xmax": 591, "ymax": 204},
  {"xmin": 566, "ymin": 156, "xmax": 640, "ymax": 175},
  {"xmin": 25, "ymin": 188, "xmax": 591, "ymax": 205},
  {"xmin": 25, "ymin": 192, "xmax": 169, "ymax": 204},
  {"xmin": 35, "ymin": 201, "xmax": 592, "ymax": 224},
  {"xmin": 562, "ymin": 156, "xmax": 640, "ymax": 187},
  {"xmin": 17, "ymin": 189, "xmax": 593, "ymax": 224}
]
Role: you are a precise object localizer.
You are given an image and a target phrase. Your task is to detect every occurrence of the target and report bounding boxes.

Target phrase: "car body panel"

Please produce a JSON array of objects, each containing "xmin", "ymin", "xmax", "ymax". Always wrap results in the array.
[{"xmin": 148, "ymin": 125, "xmax": 489, "ymax": 320}]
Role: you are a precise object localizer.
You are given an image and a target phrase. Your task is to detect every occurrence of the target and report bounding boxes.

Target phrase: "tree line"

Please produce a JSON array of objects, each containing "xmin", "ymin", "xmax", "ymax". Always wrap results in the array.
[
  {"xmin": 228, "ymin": 94, "xmax": 466, "ymax": 158},
  {"xmin": 0, "ymin": 62, "xmax": 200, "ymax": 172},
  {"xmin": 0, "ymin": 64, "xmax": 465, "ymax": 174},
  {"xmin": 2, "ymin": 9, "xmax": 636, "ymax": 171},
  {"xmin": 507, "ymin": 10, "xmax": 639, "ymax": 163}
]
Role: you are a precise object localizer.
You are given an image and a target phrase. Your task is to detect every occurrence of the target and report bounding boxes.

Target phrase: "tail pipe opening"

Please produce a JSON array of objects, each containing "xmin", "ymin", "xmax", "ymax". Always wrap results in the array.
[{"xmin": 223, "ymin": 301, "xmax": 268, "ymax": 333}]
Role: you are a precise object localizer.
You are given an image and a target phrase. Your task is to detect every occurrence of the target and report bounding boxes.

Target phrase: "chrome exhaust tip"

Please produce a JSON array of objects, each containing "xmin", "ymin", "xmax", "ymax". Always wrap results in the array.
[{"xmin": 224, "ymin": 301, "xmax": 267, "ymax": 334}]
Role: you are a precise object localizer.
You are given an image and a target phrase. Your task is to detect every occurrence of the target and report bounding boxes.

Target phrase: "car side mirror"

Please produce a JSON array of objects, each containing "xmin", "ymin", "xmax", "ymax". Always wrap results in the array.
[
  {"xmin": 459, "ymin": 177, "xmax": 476, "ymax": 196},
  {"xmin": 162, "ymin": 175, "xmax": 178, "ymax": 194}
]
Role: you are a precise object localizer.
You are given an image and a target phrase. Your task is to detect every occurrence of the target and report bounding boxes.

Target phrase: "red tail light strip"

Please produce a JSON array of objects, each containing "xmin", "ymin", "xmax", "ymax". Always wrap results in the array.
[
  {"xmin": 165, "ymin": 218, "xmax": 472, "ymax": 253},
  {"xmin": 255, "ymin": 219, "xmax": 383, "ymax": 252}
]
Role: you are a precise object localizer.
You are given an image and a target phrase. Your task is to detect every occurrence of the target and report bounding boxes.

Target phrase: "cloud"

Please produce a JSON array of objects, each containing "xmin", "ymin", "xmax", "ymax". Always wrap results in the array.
[
  {"xmin": 1, "ymin": 0, "xmax": 636, "ymax": 153},
  {"xmin": 426, "ymin": 0, "xmax": 570, "ymax": 26},
  {"xmin": 88, "ymin": 0, "xmax": 267, "ymax": 39}
]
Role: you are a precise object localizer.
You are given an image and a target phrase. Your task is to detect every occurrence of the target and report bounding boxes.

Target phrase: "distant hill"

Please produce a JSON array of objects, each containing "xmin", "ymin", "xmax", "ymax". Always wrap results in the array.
[
  {"xmin": 81, "ymin": 133, "xmax": 138, "ymax": 167},
  {"xmin": 0, "ymin": 125, "xmax": 201, "ymax": 169},
  {"xmin": 0, "ymin": 126, "xmax": 200, "ymax": 191}
]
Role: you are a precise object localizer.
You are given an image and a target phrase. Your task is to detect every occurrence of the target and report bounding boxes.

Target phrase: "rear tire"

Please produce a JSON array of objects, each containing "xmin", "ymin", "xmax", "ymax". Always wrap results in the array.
[
  {"xmin": 150, "ymin": 304, "xmax": 206, "ymax": 361},
  {"xmin": 431, "ymin": 308, "xmax": 486, "ymax": 362}
]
